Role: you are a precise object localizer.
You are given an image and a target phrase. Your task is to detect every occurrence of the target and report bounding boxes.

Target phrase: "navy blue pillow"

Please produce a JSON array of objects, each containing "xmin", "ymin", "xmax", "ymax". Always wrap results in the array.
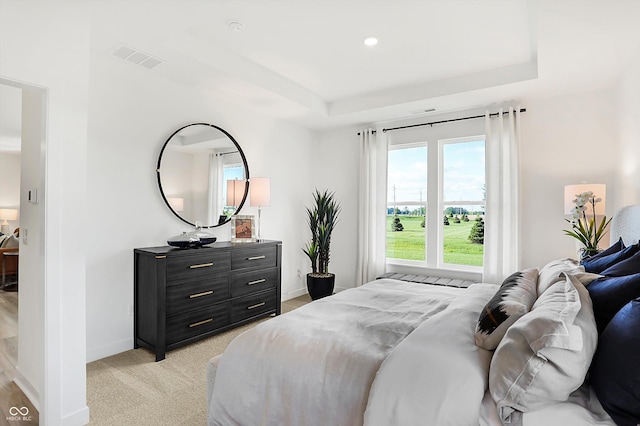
[
  {"xmin": 588, "ymin": 273, "xmax": 640, "ymax": 333},
  {"xmin": 581, "ymin": 243, "xmax": 640, "ymax": 274},
  {"xmin": 599, "ymin": 250, "xmax": 640, "ymax": 277},
  {"xmin": 583, "ymin": 237, "xmax": 625, "ymax": 261},
  {"xmin": 590, "ymin": 298, "xmax": 640, "ymax": 426}
]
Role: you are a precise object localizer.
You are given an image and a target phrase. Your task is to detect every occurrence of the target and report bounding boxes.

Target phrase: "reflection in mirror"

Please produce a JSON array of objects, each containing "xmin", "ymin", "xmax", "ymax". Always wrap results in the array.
[{"xmin": 157, "ymin": 123, "xmax": 249, "ymax": 228}]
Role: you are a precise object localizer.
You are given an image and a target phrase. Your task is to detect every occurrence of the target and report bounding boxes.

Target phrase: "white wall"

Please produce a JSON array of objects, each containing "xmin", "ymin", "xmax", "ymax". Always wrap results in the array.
[
  {"xmin": 313, "ymin": 127, "xmax": 361, "ymax": 291},
  {"xmin": 0, "ymin": 1, "xmax": 91, "ymax": 424},
  {"xmin": 85, "ymin": 53, "xmax": 317, "ymax": 361},
  {"xmin": 616, "ymin": 50, "xmax": 640, "ymax": 205},
  {"xmin": 519, "ymin": 89, "xmax": 618, "ymax": 269},
  {"xmin": 0, "ymin": 152, "xmax": 21, "ymax": 232}
]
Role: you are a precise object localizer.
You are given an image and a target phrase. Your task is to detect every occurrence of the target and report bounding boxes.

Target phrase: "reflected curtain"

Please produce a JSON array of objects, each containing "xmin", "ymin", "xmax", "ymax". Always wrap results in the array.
[
  {"xmin": 208, "ymin": 153, "xmax": 224, "ymax": 224},
  {"xmin": 356, "ymin": 128, "xmax": 388, "ymax": 286},
  {"xmin": 483, "ymin": 107, "xmax": 521, "ymax": 283}
]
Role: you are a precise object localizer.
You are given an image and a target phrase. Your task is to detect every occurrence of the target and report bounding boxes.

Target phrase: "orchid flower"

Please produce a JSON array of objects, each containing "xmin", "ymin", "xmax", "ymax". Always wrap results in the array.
[{"xmin": 563, "ymin": 191, "xmax": 611, "ymax": 257}]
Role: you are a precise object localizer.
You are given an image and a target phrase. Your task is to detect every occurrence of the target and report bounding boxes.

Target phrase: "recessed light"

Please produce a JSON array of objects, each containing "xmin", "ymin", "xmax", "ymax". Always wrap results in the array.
[{"xmin": 364, "ymin": 37, "xmax": 378, "ymax": 46}]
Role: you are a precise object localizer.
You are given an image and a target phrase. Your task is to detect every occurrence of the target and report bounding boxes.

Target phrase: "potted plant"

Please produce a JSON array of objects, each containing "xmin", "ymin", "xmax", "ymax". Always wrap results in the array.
[
  {"xmin": 302, "ymin": 189, "xmax": 341, "ymax": 300},
  {"xmin": 563, "ymin": 190, "xmax": 611, "ymax": 258}
]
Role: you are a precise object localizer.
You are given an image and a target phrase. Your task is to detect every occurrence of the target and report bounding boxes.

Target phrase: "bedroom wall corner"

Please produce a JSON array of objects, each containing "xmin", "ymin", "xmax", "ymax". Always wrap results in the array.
[
  {"xmin": 615, "ymin": 49, "xmax": 640, "ymax": 206},
  {"xmin": 312, "ymin": 126, "xmax": 361, "ymax": 291}
]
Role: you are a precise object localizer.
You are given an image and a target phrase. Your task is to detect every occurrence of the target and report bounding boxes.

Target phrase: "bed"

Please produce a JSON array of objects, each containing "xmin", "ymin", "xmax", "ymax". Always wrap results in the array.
[{"xmin": 207, "ymin": 205, "xmax": 640, "ymax": 426}]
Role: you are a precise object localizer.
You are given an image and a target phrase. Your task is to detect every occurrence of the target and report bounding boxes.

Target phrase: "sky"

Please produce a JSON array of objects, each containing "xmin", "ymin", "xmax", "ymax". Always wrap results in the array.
[{"xmin": 387, "ymin": 139, "xmax": 485, "ymax": 209}]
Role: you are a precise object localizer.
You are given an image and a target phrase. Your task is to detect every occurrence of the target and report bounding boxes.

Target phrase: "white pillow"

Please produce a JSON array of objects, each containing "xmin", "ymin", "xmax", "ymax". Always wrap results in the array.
[
  {"xmin": 475, "ymin": 268, "xmax": 538, "ymax": 350},
  {"xmin": 537, "ymin": 258, "xmax": 585, "ymax": 295},
  {"xmin": 489, "ymin": 273, "xmax": 598, "ymax": 422}
]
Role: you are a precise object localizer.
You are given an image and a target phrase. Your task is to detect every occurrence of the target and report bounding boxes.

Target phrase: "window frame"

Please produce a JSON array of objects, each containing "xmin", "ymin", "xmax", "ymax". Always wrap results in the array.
[{"xmin": 386, "ymin": 134, "xmax": 486, "ymax": 275}]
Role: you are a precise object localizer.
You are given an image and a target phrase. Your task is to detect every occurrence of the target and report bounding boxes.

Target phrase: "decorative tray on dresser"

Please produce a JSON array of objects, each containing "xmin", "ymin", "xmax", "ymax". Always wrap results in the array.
[{"xmin": 134, "ymin": 239, "xmax": 282, "ymax": 361}]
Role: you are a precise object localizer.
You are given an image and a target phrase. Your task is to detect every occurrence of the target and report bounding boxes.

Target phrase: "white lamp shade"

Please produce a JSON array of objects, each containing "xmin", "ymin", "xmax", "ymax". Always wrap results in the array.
[
  {"xmin": 227, "ymin": 179, "xmax": 246, "ymax": 207},
  {"xmin": 0, "ymin": 208, "xmax": 18, "ymax": 222},
  {"xmin": 250, "ymin": 177, "xmax": 271, "ymax": 207},
  {"xmin": 167, "ymin": 197, "xmax": 184, "ymax": 212},
  {"xmin": 564, "ymin": 184, "xmax": 606, "ymax": 215}
]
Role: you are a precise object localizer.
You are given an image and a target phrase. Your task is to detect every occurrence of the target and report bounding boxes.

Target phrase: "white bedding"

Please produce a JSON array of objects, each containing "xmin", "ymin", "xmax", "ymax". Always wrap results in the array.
[
  {"xmin": 365, "ymin": 283, "xmax": 498, "ymax": 426},
  {"xmin": 207, "ymin": 279, "xmax": 616, "ymax": 426},
  {"xmin": 208, "ymin": 279, "xmax": 474, "ymax": 426},
  {"xmin": 480, "ymin": 384, "xmax": 615, "ymax": 426}
]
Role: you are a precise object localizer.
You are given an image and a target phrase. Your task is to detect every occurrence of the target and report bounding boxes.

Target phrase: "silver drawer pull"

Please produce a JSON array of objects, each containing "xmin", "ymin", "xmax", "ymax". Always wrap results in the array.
[
  {"xmin": 189, "ymin": 290, "xmax": 213, "ymax": 299},
  {"xmin": 247, "ymin": 279, "xmax": 266, "ymax": 286},
  {"xmin": 155, "ymin": 255, "xmax": 167, "ymax": 259},
  {"xmin": 189, "ymin": 262, "xmax": 213, "ymax": 269},
  {"xmin": 247, "ymin": 302, "xmax": 266, "ymax": 310},
  {"xmin": 247, "ymin": 255, "xmax": 266, "ymax": 260},
  {"xmin": 189, "ymin": 318, "xmax": 213, "ymax": 328}
]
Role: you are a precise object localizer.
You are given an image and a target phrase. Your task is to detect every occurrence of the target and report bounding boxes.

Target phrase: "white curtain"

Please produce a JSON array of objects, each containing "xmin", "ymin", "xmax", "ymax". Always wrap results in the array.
[
  {"xmin": 356, "ymin": 128, "xmax": 388, "ymax": 286},
  {"xmin": 208, "ymin": 153, "xmax": 224, "ymax": 224},
  {"xmin": 483, "ymin": 107, "xmax": 521, "ymax": 283}
]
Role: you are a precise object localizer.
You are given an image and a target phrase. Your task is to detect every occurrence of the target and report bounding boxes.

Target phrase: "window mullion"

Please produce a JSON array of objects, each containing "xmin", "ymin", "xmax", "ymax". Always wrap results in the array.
[{"xmin": 426, "ymin": 141, "xmax": 439, "ymax": 267}]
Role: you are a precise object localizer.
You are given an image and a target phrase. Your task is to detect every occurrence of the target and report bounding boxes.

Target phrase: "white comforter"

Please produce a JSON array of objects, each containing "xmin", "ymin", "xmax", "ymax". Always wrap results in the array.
[
  {"xmin": 208, "ymin": 279, "xmax": 497, "ymax": 426},
  {"xmin": 365, "ymin": 283, "xmax": 498, "ymax": 426}
]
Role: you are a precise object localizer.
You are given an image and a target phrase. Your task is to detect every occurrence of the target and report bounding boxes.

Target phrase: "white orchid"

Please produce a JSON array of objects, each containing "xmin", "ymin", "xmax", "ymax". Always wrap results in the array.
[{"xmin": 564, "ymin": 191, "xmax": 611, "ymax": 257}]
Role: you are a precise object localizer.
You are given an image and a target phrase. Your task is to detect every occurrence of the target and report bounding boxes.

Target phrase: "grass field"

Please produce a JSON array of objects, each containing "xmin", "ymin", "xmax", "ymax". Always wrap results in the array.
[{"xmin": 386, "ymin": 216, "xmax": 484, "ymax": 266}]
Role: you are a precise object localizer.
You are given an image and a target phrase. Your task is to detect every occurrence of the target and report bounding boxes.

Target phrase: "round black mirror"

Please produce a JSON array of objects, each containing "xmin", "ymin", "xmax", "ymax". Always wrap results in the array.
[{"xmin": 157, "ymin": 123, "xmax": 249, "ymax": 228}]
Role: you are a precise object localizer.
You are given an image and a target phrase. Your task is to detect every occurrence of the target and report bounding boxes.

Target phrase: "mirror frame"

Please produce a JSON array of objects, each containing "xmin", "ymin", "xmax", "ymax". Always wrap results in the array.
[{"xmin": 156, "ymin": 122, "xmax": 250, "ymax": 228}]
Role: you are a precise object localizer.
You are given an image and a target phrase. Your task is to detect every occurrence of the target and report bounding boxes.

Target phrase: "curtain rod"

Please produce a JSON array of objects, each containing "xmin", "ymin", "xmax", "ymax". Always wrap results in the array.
[
  {"xmin": 357, "ymin": 108, "xmax": 526, "ymax": 135},
  {"xmin": 216, "ymin": 150, "xmax": 239, "ymax": 156}
]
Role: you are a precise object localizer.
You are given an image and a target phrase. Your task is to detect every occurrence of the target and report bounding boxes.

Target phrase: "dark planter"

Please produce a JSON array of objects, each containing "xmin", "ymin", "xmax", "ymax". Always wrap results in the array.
[{"xmin": 306, "ymin": 273, "xmax": 335, "ymax": 300}]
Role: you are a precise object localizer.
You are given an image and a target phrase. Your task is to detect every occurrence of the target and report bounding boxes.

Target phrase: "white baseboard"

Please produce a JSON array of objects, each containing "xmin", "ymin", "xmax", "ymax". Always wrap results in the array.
[
  {"xmin": 61, "ymin": 405, "xmax": 90, "ymax": 426},
  {"xmin": 86, "ymin": 337, "xmax": 133, "ymax": 363},
  {"xmin": 14, "ymin": 367, "xmax": 40, "ymax": 411},
  {"xmin": 15, "ymin": 368, "xmax": 89, "ymax": 425},
  {"xmin": 282, "ymin": 287, "xmax": 308, "ymax": 301}
]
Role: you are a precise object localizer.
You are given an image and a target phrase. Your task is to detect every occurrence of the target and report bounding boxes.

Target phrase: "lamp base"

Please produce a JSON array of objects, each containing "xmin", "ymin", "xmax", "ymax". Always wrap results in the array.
[
  {"xmin": 256, "ymin": 207, "xmax": 263, "ymax": 242},
  {"xmin": 0, "ymin": 224, "xmax": 11, "ymax": 235}
]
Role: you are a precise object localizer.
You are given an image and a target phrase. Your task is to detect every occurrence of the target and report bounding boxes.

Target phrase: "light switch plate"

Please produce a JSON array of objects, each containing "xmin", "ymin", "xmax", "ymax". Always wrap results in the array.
[{"xmin": 28, "ymin": 188, "xmax": 38, "ymax": 204}]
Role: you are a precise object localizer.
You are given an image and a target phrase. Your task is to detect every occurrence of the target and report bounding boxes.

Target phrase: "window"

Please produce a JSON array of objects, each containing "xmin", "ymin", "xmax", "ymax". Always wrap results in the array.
[{"xmin": 386, "ymin": 136, "xmax": 485, "ymax": 270}]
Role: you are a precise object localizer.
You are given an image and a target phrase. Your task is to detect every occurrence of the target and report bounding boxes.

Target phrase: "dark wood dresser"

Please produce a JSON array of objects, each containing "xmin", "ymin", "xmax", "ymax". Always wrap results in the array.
[{"xmin": 134, "ymin": 240, "xmax": 282, "ymax": 361}]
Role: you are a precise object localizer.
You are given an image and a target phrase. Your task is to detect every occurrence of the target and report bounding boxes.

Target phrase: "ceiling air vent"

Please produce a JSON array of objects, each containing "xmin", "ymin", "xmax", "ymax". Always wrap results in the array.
[{"xmin": 112, "ymin": 44, "xmax": 163, "ymax": 69}]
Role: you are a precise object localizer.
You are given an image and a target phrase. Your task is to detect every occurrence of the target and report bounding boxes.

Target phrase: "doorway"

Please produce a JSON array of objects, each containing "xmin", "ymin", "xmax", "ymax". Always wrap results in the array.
[{"xmin": 0, "ymin": 80, "xmax": 41, "ymax": 422}]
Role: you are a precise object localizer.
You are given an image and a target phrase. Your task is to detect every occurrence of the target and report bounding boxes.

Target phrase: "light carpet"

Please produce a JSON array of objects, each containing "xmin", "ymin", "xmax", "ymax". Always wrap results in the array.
[{"xmin": 87, "ymin": 295, "xmax": 309, "ymax": 425}]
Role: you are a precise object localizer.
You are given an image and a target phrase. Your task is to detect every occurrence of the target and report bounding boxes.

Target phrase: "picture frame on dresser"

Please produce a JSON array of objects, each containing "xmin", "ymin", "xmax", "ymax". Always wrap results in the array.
[
  {"xmin": 133, "ymin": 240, "xmax": 282, "ymax": 361},
  {"xmin": 231, "ymin": 215, "xmax": 255, "ymax": 243}
]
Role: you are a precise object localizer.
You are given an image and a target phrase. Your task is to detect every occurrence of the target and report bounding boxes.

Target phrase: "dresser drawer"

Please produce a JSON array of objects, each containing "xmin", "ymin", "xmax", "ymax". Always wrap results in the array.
[
  {"xmin": 166, "ymin": 251, "xmax": 231, "ymax": 282},
  {"xmin": 166, "ymin": 302, "xmax": 229, "ymax": 345},
  {"xmin": 231, "ymin": 246, "xmax": 277, "ymax": 271},
  {"xmin": 230, "ymin": 267, "xmax": 278, "ymax": 297},
  {"xmin": 166, "ymin": 277, "xmax": 229, "ymax": 315},
  {"xmin": 230, "ymin": 289, "xmax": 277, "ymax": 323}
]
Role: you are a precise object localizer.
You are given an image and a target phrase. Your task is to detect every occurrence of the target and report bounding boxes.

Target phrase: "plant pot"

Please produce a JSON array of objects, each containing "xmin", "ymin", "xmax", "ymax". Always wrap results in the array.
[{"xmin": 306, "ymin": 273, "xmax": 335, "ymax": 300}]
